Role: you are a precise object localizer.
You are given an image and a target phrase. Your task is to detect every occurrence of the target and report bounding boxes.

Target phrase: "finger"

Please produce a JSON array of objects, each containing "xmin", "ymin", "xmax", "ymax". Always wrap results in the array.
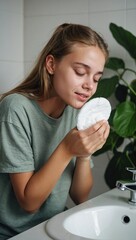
[
  {"xmin": 81, "ymin": 120, "xmax": 107, "ymax": 135},
  {"xmin": 97, "ymin": 123, "xmax": 110, "ymax": 143},
  {"xmin": 103, "ymin": 123, "xmax": 110, "ymax": 140},
  {"xmin": 87, "ymin": 123, "xmax": 109, "ymax": 152}
]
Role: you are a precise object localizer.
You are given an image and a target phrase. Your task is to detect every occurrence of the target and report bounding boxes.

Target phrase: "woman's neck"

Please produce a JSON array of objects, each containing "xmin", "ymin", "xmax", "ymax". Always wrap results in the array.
[{"xmin": 37, "ymin": 97, "xmax": 67, "ymax": 118}]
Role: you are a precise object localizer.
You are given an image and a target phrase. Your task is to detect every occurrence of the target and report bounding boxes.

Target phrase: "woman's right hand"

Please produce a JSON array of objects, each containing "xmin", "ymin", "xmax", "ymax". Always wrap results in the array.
[{"xmin": 64, "ymin": 120, "xmax": 110, "ymax": 157}]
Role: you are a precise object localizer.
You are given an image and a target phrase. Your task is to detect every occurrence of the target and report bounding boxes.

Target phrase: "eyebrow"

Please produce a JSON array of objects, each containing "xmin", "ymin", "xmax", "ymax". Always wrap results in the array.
[{"xmin": 74, "ymin": 62, "xmax": 104, "ymax": 75}]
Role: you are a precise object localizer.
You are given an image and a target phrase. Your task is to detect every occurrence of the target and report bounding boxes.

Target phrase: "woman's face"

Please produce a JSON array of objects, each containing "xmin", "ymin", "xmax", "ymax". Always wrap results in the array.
[{"xmin": 47, "ymin": 43, "xmax": 106, "ymax": 109}]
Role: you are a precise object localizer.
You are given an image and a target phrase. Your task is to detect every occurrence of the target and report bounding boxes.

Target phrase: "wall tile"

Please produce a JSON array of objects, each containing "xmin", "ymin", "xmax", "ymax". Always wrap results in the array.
[
  {"xmin": 126, "ymin": 9, "xmax": 136, "ymax": 35},
  {"xmin": 126, "ymin": 9, "xmax": 136, "ymax": 62},
  {"xmin": 88, "ymin": 0, "xmax": 126, "ymax": 12},
  {"xmin": 24, "ymin": 14, "xmax": 89, "ymax": 61},
  {"xmin": 126, "ymin": 0, "xmax": 136, "ymax": 9},
  {"xmin": 24, "ymin": 61, "xmax": 34, "ymax": 75},
  {"xmin": 89, "ymin": 11, "xmax": 126, "ymax": 59},
  {"xmin": 90, "ymin": 154, "xmax": 110, "ymax": 198},
  {"xmin": 0, "ymin": 61, "xmax": 24, "ymax": 94},
  {"xmin": 24, "ymin": 0, "xmax": 89, "ymax": 16},
  {"xmin": 0, "ymin": 11, "xmax": 23, "ymax": 61},
  {"xmin": 0, "ymin": 0, "xmax": 23, "ymax": 14}
]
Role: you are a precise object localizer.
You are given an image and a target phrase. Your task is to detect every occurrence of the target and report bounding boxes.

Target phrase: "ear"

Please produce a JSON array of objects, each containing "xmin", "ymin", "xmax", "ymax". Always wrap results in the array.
[{"xmin": 45, "ymin": 55, "xmax": 55, "ymax": 74}]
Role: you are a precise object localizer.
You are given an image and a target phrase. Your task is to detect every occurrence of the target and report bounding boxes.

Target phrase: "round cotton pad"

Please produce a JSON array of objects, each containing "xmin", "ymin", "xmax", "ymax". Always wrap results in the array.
[{"xmin": 77, "ymin": 97, "xmax": 111, "ymax": 130}]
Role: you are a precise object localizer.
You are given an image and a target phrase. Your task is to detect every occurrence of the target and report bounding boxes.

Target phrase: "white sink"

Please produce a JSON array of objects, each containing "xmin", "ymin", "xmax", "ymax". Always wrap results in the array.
[
  {"xmin": 45, "ymin": 189, "xmax": 136, "ymax": 240},
  {"xmin": 63, "ymin": 206, "xmax": 135, "ymax": 239}
]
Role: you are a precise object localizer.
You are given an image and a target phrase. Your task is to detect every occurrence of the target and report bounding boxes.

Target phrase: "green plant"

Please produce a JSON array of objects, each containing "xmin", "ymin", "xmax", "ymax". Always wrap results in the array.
[{"xmin": 93, "ymin": 23, "xmax": 136, "ymax": 188}]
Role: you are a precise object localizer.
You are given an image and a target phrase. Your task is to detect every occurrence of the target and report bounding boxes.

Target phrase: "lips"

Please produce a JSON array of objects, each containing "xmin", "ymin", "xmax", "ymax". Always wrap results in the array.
[
  {"xmin": 75, "ymin": 92, "xmax": 90, "ymax": 102},
  {"xmin": 76, "ymin": 92, "xmax": 89, "ymax": 98}
]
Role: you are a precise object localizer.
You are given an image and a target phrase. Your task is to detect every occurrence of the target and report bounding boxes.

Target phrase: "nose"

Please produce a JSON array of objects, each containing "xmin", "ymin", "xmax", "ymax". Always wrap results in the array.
[{"xmin": 82, "ymin": 77, "xmax": 94, "ymax": 91}]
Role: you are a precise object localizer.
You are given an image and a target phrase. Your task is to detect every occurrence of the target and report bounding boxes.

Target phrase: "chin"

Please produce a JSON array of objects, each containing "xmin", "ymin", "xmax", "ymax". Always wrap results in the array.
[{"xmin": 72, "ymin": 102, "xmax": 86, "ymax": 109}]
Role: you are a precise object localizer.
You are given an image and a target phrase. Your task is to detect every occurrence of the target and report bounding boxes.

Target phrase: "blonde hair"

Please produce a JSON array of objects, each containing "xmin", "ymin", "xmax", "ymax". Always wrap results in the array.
[{"xmin": 1, "ymin": 23, "xmax": 109, "ymax": 100}]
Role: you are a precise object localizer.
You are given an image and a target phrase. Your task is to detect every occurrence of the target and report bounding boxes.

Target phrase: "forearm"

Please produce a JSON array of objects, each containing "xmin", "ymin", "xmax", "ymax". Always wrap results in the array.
[
  {"xmin": 10, "ymin": 141, "xmax": 73, "ymax": 213},
  {"xmin": 70, "ymin": 157, "xmax": 93, "ymax": 205}
]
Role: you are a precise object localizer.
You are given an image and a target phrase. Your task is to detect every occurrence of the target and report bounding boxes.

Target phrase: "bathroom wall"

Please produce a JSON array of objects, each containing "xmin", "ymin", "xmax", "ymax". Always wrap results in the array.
[
  {"xmin": 0, "ymin": 0, "xmax": 136, "ymax": 200},
  {"xmin": 23, "ymin": 0, "xmax": 136, "ymax": 76},
  {"xmin": 0, "ymin": 0, "xmax": 24, "ymax": 94}
]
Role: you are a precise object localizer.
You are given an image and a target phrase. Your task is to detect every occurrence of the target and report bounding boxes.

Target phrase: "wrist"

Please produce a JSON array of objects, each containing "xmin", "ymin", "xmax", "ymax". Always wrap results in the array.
[
  {"xmin": 60, "ymin": 140, "xmax": 74, "ymax": 161},
  {"xmin": 77, "ymin": 156, "xmax": 91, "ymax": 161}
]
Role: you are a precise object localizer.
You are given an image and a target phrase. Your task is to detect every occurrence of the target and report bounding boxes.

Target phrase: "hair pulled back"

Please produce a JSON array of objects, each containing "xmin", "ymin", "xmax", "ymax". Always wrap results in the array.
[{"xmin": 2, "ymin": 23, "xmax": 109, "ymax": 100}]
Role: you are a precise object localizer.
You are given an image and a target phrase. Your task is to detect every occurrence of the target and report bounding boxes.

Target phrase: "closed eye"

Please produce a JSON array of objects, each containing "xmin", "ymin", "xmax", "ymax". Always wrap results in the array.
[
  {"xmin": 75, "ymin": 70, "xmax": 86, "ymax": 76},
  {"xmin": 94, "ymin": 77, "xmax": 101, "ymax": 83},
  {"xmin": 94, "ymin": 74, "xmax": 102, "ymax": 83}
]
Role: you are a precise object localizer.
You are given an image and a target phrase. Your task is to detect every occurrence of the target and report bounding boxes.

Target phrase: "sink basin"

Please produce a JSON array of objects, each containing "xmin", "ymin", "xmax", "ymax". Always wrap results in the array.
[
  {"xmin": 45, "ymin": 189, "xmax": 136, "ymax": 240},
  {"xmin": 63, "ymin": 206, "xmax": 135, "ymax": 239}
]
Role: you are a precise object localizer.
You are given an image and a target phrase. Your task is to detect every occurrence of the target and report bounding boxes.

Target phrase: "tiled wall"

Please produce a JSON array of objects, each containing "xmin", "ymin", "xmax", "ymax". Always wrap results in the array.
[
  {"xmin": 24, "ymin": 0, "xmax": 136, "ymax": 75},
  {"xmin": 0, "ymin": 0, "xmax": 136, "ymax": 199},
  {"xmin": 0, "ymin": 0, "xmax": 24, "ymax": 94}
]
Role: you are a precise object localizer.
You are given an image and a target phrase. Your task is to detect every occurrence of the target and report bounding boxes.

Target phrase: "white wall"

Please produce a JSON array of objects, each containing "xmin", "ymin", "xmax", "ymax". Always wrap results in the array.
[
  {"xmin": 0, "ymin": 0, "xmax": 136, "ymax": 200},
  {"xmin": 0, "ymin": 0, "xmax": 24, "ymax": 94},
  {"xmin": 24, "ymin": 0, "xmax": 136, "ymax": 75}
]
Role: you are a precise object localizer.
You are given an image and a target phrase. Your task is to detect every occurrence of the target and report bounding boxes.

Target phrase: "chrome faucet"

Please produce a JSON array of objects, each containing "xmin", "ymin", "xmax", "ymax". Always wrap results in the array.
[{"xmin": 116, "ymin": 167, "xmax": 136, "ymax": 205}]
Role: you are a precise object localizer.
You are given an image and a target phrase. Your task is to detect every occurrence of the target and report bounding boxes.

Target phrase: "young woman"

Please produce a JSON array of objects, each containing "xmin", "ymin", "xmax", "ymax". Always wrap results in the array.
[{"xmin": 0, "ymin": 23, "xmax": 110, "ymax": 239}]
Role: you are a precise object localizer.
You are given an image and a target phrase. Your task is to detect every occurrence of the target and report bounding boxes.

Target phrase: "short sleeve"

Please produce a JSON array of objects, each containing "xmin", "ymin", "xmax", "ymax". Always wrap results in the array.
[{"xmin": 0, "ymin": 121, "xmax": 34, "ymax": 173}]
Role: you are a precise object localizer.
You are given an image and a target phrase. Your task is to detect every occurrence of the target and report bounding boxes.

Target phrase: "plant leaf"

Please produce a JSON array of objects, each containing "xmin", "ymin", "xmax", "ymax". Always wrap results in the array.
[
  {"xmin": 113, "ymin": 101, "xmax": 136, "ymax": 137},
  {"xmin": 110, "ymin": 23, "xmax": 136, "ymax": 60},
  {"xmin": 124, "ymin": 140, "xmax": 136, "ymax": 159},
  {"xmin": 106, "ymin": 57, "xmax": 125, "ymax": 71},
  {"xmin": 92, "ymin": 76, "xmax": 119, "ymax": 98},
  {"xmin": 130, "ymin": 79, "xmax": 136, "ymax": 103},
  {"xmin": 104, "ymin": 151, "xmax": 134, "ymax": 189},
  {"xmin": 115, "ymin": 84, "xmax": 128, "ymax": 102}
]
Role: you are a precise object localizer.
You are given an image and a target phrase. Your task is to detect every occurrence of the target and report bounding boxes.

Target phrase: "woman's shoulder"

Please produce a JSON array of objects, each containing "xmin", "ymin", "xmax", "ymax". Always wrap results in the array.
[
  {"xmin": 1, "ymin": 93, "xmax": 28, "ymax": 104},
  {"xmin": 0, "ymin": 93, "xmax": 31, "ymax": 110},
  {"xmin": 0, "ymin": 94, "xmax": 33, "ymax": 122}
]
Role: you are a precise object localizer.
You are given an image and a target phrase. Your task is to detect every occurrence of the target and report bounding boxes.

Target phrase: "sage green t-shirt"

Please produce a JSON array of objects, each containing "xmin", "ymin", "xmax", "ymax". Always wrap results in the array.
[{"xmin": 0, "ymin": 94, "xmax": 79, "ymax": 239}]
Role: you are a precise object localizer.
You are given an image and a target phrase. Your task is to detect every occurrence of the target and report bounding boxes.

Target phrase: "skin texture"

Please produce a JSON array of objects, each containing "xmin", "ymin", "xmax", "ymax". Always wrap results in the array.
[{"xmin": 9, "ymin": 44, "xmax": 110, "ymax": 212}]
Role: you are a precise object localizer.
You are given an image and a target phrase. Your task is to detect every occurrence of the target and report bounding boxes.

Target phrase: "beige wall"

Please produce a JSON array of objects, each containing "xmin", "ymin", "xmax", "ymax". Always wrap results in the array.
[{"xmin": 0, "ymin": 0, "xmax": 24, "ymax": 93}]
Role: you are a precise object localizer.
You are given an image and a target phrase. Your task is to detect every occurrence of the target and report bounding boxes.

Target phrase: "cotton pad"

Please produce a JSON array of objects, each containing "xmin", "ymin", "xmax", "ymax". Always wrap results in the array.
[{"xmin": 77, "ymin": 97, "xmax": 111, "ymax": 130}]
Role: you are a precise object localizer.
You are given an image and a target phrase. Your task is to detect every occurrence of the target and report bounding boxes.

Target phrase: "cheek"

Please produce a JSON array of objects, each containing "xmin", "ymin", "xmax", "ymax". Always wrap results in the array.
[
  {"xmin": 54, "ymin": 73, "xmax": 77, "ymax": 91},
  {"xmin": 93, "ymin": 84, "xmax": 98, "ymax": 94},
  {"xmin": 53, "ymin": 75, "xmax": 68, "ymax": 96},
  {"xmin": 53, "ymin": 66, "xmax": 83, "ymax": 95}
]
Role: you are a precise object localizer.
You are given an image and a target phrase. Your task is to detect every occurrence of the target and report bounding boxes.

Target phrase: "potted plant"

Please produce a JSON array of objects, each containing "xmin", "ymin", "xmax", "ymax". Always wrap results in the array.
[{"xmin": 93, "ymin": 23, "xmax": 136, "ymax": 188}]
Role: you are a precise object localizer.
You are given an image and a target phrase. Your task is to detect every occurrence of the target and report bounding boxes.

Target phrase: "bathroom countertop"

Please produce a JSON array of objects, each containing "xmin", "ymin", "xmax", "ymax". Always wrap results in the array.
[
  {"xmin": 9, "ymin": 220, "xmax": 52, "ymax": 240},
  {"xmin": 9, "ymin": 188, "xmax": 130, "ymax": 240}
]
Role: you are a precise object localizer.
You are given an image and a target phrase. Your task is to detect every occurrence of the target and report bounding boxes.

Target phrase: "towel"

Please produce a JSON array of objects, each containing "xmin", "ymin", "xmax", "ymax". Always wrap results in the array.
[{"xmin": 77, "ymin": 97, "xmax": 111, "ymax": 130}]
